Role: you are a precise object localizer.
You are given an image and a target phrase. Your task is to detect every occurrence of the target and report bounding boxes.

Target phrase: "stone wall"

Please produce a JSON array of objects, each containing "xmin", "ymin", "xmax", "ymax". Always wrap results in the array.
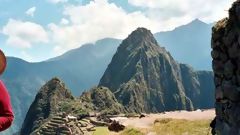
[{"xmin": 212, "ymin": 0, "xmax": 240, "ymax": 134}]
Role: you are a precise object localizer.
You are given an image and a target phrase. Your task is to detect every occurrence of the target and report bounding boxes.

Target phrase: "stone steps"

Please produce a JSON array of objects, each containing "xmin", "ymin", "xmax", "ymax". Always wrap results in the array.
[{"xmin": 34, "ymin": 114, "xmax": 97, "ymax": 135}]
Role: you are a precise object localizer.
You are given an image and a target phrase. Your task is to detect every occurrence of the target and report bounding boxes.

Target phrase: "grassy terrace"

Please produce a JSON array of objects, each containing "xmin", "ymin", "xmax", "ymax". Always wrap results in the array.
[
  {"xmin": 93, "ymin": 118, "xmax": 212, "ymax": 135},
  {"xmin": 153, "ymin": 118, "xmax": 211, "ymax": 135}
]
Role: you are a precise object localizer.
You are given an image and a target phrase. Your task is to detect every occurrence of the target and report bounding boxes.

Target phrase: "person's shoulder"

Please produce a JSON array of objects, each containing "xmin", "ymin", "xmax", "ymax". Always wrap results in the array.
[
  {"xmin": 0, "ymin": 80, "xmax": 6, "ymax": 90},
  {"xmin": 0, "ymin": 80, "xmax": 4, "ymax": 86}
]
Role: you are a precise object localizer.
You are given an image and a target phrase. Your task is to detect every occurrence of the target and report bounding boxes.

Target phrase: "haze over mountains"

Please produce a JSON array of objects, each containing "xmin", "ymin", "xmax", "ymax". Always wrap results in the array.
[
  {"xmin": 0, "ymin": 19, "xmax": 213, "ymax": 135},
  {"xmin": 155, "ymin": 19, "xmax": 213, "ymax": 70}
]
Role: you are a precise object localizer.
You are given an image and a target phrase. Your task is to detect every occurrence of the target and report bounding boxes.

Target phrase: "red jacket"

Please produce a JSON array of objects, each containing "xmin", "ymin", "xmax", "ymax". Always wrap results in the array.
[{"xmin": 0, "ymin": 80, "xmax": 14, "ymax": 131}]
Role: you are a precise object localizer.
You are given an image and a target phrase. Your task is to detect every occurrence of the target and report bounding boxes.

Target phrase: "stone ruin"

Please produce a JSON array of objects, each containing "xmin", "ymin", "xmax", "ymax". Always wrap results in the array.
[
  {"xmin": 212, "ymin": 0, "xmax": 240, "ymax": 134},
  {"xmin": 32, "ymin": 113, "xmax": 96, "ymax": 135},
  {"xmin": 31, "ymin": 111, "xmax": 127, "ymax": 135}
]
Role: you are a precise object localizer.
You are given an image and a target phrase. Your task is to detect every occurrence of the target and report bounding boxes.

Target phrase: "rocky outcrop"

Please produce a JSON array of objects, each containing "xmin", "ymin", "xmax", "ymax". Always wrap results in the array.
[
  {"xmin": 79, "ymin": 87, "xmax": 125, "ymax": 114},
  {"xmin": 20, "ymin": 78, "xmax": 74, "ymax": 135},
  {"xmin": 99, "ymin": 28, "xmax": 214, "ymax": 113},
  {"xmin": 212, "ymin": 1, "xmax": 240, "ymax": 134}
]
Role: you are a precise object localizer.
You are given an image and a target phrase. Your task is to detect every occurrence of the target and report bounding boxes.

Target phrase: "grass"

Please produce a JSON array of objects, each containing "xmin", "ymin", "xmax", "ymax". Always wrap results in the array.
[
  {"xmin": 93, "ymin": 127, "xmax": 110, "ymax": 135},
  {"xmin": 120, "ymin": 128, "xmax": 144, "ymax": 135},
  {"xmin": 92, "ymin": 127, "xmax": 144, "ymax": 135},
  {"xmin": 92, "ymin": 118, "xmax": 212, "ymax": 135},
  {"xmin": 153, "ymin": 118, "xmax": 211, "ymax": 135}
]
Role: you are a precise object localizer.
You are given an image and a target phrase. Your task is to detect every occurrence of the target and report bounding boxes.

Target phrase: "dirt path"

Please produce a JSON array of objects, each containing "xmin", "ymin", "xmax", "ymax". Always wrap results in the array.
[{"xmin": 111, "ymin": 109, "xmax": 215, "ymax": 128}]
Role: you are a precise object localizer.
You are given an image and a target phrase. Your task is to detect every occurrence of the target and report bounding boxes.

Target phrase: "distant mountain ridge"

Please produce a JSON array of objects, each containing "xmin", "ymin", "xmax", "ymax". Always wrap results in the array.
[
  {"xmin": 1, "ymin": 19, "xmax": 213, "ymax": 135},
  {"xmin": 155, "ymin": 19, "xmax": 213, "ymax": 70},
  {"xmin": 1, "ymin": 38, "xmax": 121, "ymax": 135}
]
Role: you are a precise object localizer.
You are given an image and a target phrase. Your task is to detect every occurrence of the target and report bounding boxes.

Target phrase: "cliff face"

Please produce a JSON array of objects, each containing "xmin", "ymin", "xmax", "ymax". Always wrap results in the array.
[
  {"xmin": 20, "ymin": 78, "xmax": 74, "ymax": 135},
  {"xmin": 99, "ymin": 28, "xmax": 214, "ymax": 113},
  {"xmin": 79, "ymin": 87, "xmax": 125, "ymax": 114},
  {"xmin": 180, "ymin": 64, "xmax": 215, "ymax": 109},
  {"xmin": 212, "ymin": 1, "xmax": 240, "ymax": 134}
]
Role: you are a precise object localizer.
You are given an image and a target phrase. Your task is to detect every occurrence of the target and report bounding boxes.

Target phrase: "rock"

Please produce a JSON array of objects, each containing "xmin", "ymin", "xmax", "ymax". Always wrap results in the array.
[
  {"xmin": 211, "ymin": 41, "xmax": 221, "ymax": 49},
  {"xmin": 214, "ymin": 76, "xmax": 222, "ymax": 87},
  {"xmin": 212, "ymin": 1, "xmax": 240, "ymax": 134},
  {"xmin": 108, "ymin": 121, "xmax": 125, "ymax": 132},
  {"xmin": 228, "ymin": 43, "xmax": 239, "ymax": 59},
  {"xmin": 215, "ymin": 103, "xmax": 224, "ymax": 119},
  {"xmin": 223, "ymin": 30, "xmax": 235, "ymax": 47},
  {"xmin": 210, "ymin": 118, "xmax": 216, "ymax": 135},
  {"xmin": 219, "ymin": 52, "xmax": 228, "ymax": 62},
  {"xmin": 222, "ymin": 81, "xmax": 240, "ymax": 101},
  {"xmin": 215, "ymin": 86, "xmax": 223, "ymax": 101},
  {"xmin": 211, "ymin": 50, "xmax": 220, "ymax": 59},
  {"xmin": 139, "ymin": 114, "xmax": 146, "ymax": 119},
  {"xmin": 212, "ymin": 60, "xmax": 224, "ymax": 76},
  {"xmin": 224, "ymin": 60, "xmax": 235, "ymax": 80}
]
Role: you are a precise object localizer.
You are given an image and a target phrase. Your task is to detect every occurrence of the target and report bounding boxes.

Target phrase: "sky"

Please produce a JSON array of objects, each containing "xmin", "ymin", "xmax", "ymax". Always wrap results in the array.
[{"xmin": 0, "ymin": 0, "xmax": 235, "ymax": 62}]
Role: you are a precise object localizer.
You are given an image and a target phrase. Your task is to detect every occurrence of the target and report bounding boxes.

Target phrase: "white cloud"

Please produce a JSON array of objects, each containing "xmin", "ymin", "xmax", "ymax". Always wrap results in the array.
[
  {"xmin": 47, "ymin": 0, "xmax": 68, "ymax": 4},
  {"xmin": 2, "ymin": 19, "xmax": 48, "ymax": 48},
  {"xmin": 20, "ymin": 51, "xmax": 34, "ymax": 62},
  {"xmin": 48, "ymin": 0, "xmax": 236, "ymax": 55},
  {"xmin": 48, "ymin": 0, "xmax": 160, "ymax": 54},
  {"xmin": 60, "ymin": 18, "xmax": 69, "ymax": 25},
  {"xmin": 128, "ymin": 0, "xmax": 235, "ymax": 23},
  {"xmin": 25, "ymin": 7, "xmax": 36, "ymax": 17}
]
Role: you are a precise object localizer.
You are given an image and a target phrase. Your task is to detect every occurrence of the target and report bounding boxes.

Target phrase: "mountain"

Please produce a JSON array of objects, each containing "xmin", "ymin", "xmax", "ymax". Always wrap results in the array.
[
  {"xmin": 154, "ymin": 19, "xmax": 213, "ymax": 70},
  {"xmin": 179, "ymin": 64, "xmax": 214, "ymax": 109},
  {"xmin": 99, "ymin": 28, "xmax": 214, "ymax": 113},
  {"xmin": 20, "ymin": 78, "xmax": 125, "ymax": 135},
  {"xmin": 19, "ymin": 27, "xmax": 214, "ymax": 135},
  {"xmin": 79, "ymin": 86, "xmax": 125, "ymax": 114},
  {"xmin": 1, "ymin": 38, "xmax": 121, "ymax": 135},
  {"xmin": 20, "ymin": 78, "xmax": 74, "ymax": 135},
  {"xmin": 1, "ymin": 19, "xmax": 214, "ymax": 134}
]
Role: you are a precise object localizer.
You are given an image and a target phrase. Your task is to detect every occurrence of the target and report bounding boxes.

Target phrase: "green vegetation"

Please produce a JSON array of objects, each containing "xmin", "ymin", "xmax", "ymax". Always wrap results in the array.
[
  {"xmin": 124, "ymin": 113, "xmax": 139, "ymax": 118},
  {"xmin": 79, "ymin": 87, "xmax": 125, "ymax": 114},
  {"xmin": 59, "ymin": 99, "xmax": 87, "ymax": 115},
  {"xmin": 120, "ymin": 128, "xmax": 144, "ymax": 135},
  {"xmin": 93, "ymin": 127, "xmax": 109, "ymax": 135},
  {"xmin": 153, "ymin": 118, "xmax": 211, "ymax": 135}
]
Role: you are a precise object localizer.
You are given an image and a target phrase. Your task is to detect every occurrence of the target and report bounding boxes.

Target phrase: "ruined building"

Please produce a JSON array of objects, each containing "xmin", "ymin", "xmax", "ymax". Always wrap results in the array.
[{"xmin": 212, "ymin": 0, "xmax": 240, "ymax": 134}]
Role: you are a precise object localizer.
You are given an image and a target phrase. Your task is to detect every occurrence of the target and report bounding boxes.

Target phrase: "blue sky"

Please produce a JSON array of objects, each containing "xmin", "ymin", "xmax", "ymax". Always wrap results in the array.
[{"xmin": 0, "ymin": 0, "xmax": 235, "ymax": 62}]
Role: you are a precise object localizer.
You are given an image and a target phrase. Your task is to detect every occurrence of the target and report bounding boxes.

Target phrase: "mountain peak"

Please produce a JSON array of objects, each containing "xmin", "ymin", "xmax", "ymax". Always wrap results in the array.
[
  {"xmin": 132, "ymin": 27, "xmax": 152, "ymax": 35},
  {"xmin": 189, "ymin": 18, "xmax": 207, "ymax": 26},
  {"xmin": 21, "ymin": 77, "xmax": 74, "ymax": 135},
  {"xmin": 129, "ymin": 27, "xmax": 156, "ymax": 41},
  {"xmin": 38, "ymin": 77, "xmax": 71, "ymax": 95},
  {"xmin": 121, "ymin": 27, "xmax": 159, "ymax": 50}
]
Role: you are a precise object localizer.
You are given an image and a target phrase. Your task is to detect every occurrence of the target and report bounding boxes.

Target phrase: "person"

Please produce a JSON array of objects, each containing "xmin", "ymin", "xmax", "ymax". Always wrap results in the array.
[{"xmin": 0, "ymin": 49, "xmax": 14, "ymax": 131}]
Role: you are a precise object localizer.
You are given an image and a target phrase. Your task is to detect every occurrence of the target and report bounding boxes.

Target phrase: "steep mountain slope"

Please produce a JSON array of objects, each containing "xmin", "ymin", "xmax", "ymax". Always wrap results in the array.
[
  {"xmin": 99, "ymin": 28, "xmax": 214, "ymax": 113},
  {"xmin": 20, "ymin": 78, "xmax": 74, "ymax": 135},
  {"xmin": 179, "ymin": 64, "xmax": 214, "ymax": 108},
  {"xmin": 79, "ymin": 87, "xmax": 125, "ymax": 114},
  {"xmin": 155, "ymin": 19, "xmax": 213, "ymax": 70}
]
